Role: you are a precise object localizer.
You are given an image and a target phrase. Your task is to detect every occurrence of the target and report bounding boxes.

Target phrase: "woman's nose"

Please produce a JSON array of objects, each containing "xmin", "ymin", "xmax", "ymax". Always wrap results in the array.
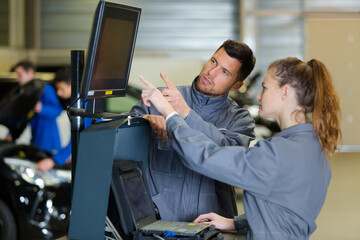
[{"xmin": 256, "ymin": 93, "xmax": 261, "ymax": 101}]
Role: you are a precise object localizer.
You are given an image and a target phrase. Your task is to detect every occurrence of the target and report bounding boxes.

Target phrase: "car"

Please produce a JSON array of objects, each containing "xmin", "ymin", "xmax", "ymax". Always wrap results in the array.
[
  {"xmin": 0, "ymin": 75, "xmax": 72, "ymax": 240},
  {"xmin": 0, "ymin": 140, "xmax": 72, "ymax": 240}
]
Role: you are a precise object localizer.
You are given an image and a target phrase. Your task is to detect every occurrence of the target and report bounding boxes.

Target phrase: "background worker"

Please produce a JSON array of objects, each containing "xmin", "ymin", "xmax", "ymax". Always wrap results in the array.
[{"xmin": 11, "ymin": 60, "xmax": 64, "ymax": 172}]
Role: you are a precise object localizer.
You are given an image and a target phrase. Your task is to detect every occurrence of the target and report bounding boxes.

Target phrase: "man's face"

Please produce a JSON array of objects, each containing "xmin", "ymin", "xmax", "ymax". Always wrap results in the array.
[
  {"xmin": 15, "ymin": 66, "xmax": 35, "ymax": 86},
  {"xmin": 195, "ymin": 47, "xmax": 242, "ymax": 97},
  {"xmin": 55, "ymin": 81, "xmax": 71, "ymax": 100}
]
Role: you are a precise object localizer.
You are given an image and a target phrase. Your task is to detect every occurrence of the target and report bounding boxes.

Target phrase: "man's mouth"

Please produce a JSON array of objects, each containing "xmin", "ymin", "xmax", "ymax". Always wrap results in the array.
[{"xmin": 202, "ymin": 76, "xmax": 212, "ymax": 86}]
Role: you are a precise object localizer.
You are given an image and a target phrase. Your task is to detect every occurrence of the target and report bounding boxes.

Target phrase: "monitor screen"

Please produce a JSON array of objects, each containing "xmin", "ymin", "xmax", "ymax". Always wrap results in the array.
[
  {"xmin": 80, "ymin": 1, "xmax": 141, "ymax": 99},
  {"xmin": 121, "ymin": 171, "xmax": 154, "ymax": 222}
]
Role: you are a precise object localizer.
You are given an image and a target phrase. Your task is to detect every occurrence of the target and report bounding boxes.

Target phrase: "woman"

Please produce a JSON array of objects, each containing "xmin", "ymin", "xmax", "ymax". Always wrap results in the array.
[{"xmin": 140, "ymin": 57, "xmax": 342, "ymax": 240}]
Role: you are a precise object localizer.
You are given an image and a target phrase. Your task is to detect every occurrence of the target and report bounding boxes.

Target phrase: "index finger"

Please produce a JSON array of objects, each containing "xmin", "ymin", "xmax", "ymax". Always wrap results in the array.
[
  {"xmin": 160, "ymin": 72, "xmax": 176, "ymax": 90},
  {"xmin": 139, "ymin": 75, "xmax": 155, "ymax": 89}
]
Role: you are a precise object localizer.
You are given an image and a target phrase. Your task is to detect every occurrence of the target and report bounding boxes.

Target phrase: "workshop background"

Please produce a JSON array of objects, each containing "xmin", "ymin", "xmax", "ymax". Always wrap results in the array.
[{"xmin": 0, "ymin": 1, "xmax": 359, "ymax": 239}]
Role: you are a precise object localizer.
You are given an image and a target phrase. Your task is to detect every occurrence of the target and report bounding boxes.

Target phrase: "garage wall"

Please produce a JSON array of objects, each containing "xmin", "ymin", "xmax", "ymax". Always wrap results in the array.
[{"xmin": 306, "ymin": 15, "xmax": 360, "ymax": 146}]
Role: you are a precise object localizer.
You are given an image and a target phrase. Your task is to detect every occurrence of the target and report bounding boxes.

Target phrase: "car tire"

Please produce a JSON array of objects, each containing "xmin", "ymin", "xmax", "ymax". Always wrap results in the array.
[{"xmin": 0, "ymin": 199, "xmax": 17, "ymax": 240}]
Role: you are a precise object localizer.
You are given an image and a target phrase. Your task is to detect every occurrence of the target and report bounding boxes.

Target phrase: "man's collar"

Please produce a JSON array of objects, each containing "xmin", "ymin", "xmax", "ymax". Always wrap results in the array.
[{"xmin": 190, "ymin": 76, "xmax": 228, "ymax": 108}]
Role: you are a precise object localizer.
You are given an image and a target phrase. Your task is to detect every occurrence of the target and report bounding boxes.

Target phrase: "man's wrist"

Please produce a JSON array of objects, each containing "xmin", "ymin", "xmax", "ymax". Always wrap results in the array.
[{"xmin": 178, "ymin": 107, "xmax": 190, "ymax": 119}]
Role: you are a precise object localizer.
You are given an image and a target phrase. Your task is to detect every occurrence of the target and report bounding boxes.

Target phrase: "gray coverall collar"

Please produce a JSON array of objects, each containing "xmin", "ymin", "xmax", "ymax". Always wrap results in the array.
[
  {"xmin": 274, "ymin": 123, "xmax": 313, "ymax": 138},
  {"xmin": 191, "ymin": 76, "xmax": 229, "ymax": 111}
]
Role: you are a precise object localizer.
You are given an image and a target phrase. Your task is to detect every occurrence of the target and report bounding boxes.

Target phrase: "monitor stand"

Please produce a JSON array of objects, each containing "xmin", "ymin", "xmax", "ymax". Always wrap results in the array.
[
  {"xmin": 68, "ymin": 98, "xmax": 128, "ymax": 120},
  {"xmin": 68, "ymin": 116, "xmax": 151, "ymax": 240},
  {"xmin": 85, "ymin": 98, "xmax": 102, "ymax": 115}
]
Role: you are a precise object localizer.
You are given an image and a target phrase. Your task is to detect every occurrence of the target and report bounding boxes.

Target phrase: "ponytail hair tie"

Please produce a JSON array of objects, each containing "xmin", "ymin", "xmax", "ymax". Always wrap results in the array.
[{"xmin": 307, "ymin": 60, "xmax": 313, "ymax": 68}]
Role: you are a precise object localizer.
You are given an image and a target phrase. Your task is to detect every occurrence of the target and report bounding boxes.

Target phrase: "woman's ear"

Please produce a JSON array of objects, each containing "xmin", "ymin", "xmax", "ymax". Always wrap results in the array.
[
  {"xmin": 231, "ymin": 81, "xmax": 243, "ymax": 91},
  {"xmin": 281, "ymin": 84, "xmax": 292, "ymax": 100}
]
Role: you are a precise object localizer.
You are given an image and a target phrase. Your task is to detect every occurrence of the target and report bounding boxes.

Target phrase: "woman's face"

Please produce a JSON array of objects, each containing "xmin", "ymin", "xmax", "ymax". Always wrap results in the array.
[{"xmin": 256, "ymin": 68, "xmax": 284, "ymax": 120}]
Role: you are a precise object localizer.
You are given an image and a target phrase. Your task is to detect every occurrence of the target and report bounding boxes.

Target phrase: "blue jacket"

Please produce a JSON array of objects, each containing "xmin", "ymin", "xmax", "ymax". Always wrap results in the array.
[
  {"xmin": 30, "ymin": 83, "xmax": 64, "ymax": 164},
  {"xmin": 52, "ymin": 102, "xmax": 94, "ymax": 165},
  {"xmin": 167, "ymin": 115, "xmax": 331, "ymax": 240},
  {"xmin": 130, "ymin": 78, "xmax": 255, "ymax": 221}
]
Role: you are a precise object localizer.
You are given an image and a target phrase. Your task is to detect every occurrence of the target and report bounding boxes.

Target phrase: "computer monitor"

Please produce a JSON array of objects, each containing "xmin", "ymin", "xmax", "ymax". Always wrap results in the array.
[{"xmin": 80, "ymin": 0, "xmax": 141, "ymax": 101}]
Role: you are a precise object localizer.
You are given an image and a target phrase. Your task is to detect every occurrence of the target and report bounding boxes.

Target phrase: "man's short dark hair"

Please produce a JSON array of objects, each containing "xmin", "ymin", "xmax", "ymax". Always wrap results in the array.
[
  {"xmin": 216, "ymin": 40, "xmax": 256, "ymax": 82},
  {"xmin": 11, "ymin": 60, "xmax": 36, "ymax": 72},
  {"xmin": 53, "ymin": 67, "xmax": 71, "ymax": 85}
]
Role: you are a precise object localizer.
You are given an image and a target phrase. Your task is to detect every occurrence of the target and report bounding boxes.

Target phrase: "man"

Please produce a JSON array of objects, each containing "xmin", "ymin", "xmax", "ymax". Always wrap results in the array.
[
  {"xmin": 51, "ymin": 67, "xmax": 75, "ymax": 168},
  {"xmin": 52, "ymin": 67, "xmax": 94, "ymax": 166},
  {"xmin": 53, "ymin": 67, "xmax": 72, "ymax": 108},
  {"xmin": 129, "ymin": 40, "xmax": 256, "ymax": 221},
  {"xmin": 12, "ymin": 61, "xmax": 64, "ymax": 171}
]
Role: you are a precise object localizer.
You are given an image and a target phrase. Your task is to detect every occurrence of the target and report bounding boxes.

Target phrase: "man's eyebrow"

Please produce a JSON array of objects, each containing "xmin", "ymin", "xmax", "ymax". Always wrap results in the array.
[
  {"xmin": 212, "ymin": 56, "xmax": 232, "ymax": 76},
  {"xmin": 222, "ymin": 66, "xmax": 232, "ymax": 76}
]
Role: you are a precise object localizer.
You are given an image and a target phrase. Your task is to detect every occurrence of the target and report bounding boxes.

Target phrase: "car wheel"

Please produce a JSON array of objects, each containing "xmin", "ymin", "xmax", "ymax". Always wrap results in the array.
[{"xmin": 0, "ymin": 199, "xmax": 17, "ymax": 240}]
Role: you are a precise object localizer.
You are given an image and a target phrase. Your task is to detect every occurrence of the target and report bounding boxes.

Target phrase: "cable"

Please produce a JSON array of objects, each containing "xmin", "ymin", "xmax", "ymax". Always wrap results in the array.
[
  {"xmin": 66, "ymin": 96, "xmax": 82, "ymax": 120},
  {"xmin": 105, "ymin": 216, "xmax": 123, "ymax": 240},
  {"xmin": 153, "ymin": 234, "xmax": 165, "ymax": 240}
]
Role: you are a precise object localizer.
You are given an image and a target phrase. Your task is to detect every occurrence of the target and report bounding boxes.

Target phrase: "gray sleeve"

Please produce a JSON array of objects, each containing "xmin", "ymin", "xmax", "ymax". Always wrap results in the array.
[
  {"xmin": 185, "ymin": 108, "xmax": 255, "ymax": 147},
  {"xmin": 127, "ymin": 100, "xmax": 149, "ymax": 117},
  {"xmin": 167, "ymin": 115, "xmax": 279, "ymax": 198}
]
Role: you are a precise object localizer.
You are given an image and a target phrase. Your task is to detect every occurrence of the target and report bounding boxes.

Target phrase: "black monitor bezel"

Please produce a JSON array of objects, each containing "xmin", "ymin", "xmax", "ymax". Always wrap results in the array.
[{"xmin": 80, "ymin": 0, "xmax": 141, "ymax": 100}]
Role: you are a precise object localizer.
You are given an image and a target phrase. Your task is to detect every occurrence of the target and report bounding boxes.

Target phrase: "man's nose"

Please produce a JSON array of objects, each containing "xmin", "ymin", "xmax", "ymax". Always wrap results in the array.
[{"xmin": 208, "ymin": 66, "xmax": 220, "ymax": 78}]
